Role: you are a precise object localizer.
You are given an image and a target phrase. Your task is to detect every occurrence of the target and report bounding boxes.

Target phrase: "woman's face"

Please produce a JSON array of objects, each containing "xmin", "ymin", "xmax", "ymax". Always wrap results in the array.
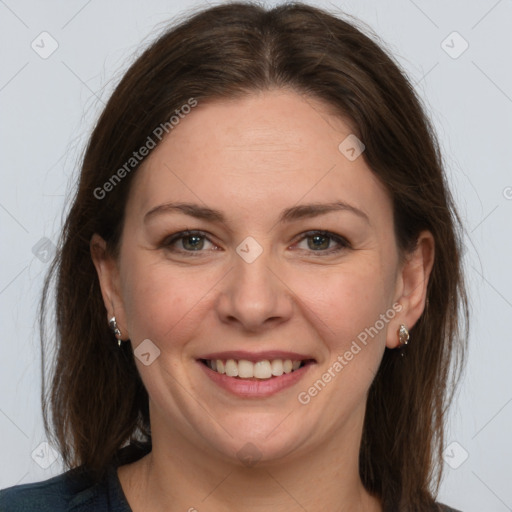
[{"xmin": 93, "ymin": 90, "xmax": 430, "ymax": 465}]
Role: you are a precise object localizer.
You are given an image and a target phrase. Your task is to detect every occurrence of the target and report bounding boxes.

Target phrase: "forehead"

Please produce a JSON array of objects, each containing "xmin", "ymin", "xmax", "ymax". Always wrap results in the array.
[{"xmin": 126, "ymin": 90, "xmax": 392, "ymax": 228}]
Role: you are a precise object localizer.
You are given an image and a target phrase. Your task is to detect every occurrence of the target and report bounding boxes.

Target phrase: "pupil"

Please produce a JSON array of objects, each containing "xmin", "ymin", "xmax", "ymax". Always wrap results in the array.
[
  {"xmin": 184, "ymin": 235, "xmax": 203, "ymax": 250},
  {"xmin": 309, "ymin": 235, "xmax": 329, "ymax": 250}
]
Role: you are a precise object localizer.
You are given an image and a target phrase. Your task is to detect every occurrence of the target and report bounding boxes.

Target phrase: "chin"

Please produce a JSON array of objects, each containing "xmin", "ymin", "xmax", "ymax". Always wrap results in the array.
[{"xmin": 198, "ymin": 414, "xmax": 316, "ymax": 467}]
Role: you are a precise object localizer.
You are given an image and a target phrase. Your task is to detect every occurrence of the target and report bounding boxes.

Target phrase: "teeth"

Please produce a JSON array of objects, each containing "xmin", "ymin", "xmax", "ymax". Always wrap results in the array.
[
  {"xmin": 238, "ymin": 359, "xmax": 254, "ymax": 378},
  {"xmin": 206, "ymin": 358, "xmax": 305, "ymax": 379},
  {"xmin": 217, "ymin": 360, "xmax": 225, "ymax": 374},
  {"xmin": 270, "ymin": 359, "xmax": 283, "ymax": 376},
  {"xmin": 225, "ymin": 359, "xmax": 238, "ymax": 377},
  {"xmin": 254, "ymin": 360, "xmax": 272, "ymax": 379}
]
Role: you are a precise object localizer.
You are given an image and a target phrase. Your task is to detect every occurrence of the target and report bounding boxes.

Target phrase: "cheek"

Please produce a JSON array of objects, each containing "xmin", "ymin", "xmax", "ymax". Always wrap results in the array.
[
  {"xmin": 292, "ymin": 260, "xmax": 394, "ymax": 352},
  {"xmin": 288, "ymin": 264, "xmax": 393, "ymax": 425},
  {"xmin": 119, "ymin": 254, "xmax": 222, "ymax": 345}
]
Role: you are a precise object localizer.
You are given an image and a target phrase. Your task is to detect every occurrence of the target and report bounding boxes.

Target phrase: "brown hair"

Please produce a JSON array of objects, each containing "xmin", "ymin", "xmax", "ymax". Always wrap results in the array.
[{"xmin": 40, "ymin": 3, "xmax": 469, "ymax": 510}]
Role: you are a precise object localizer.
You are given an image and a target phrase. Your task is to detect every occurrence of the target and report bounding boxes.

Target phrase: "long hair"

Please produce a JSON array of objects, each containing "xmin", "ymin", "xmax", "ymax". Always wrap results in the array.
[{"xmin": 40, "ymin": 3, "xmax": 469, "ymax": 510}]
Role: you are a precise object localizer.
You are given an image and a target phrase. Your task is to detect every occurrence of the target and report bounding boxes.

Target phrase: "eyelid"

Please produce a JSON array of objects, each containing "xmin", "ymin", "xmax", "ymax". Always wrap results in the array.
[
  {"xmin": 161, "ymin": 229, "xmax": 350, "ymax": 256},
  {"xmin": 291, "ymin": 230, "xmax": 351, "ymax": 253},
  {"xmin": 162, "ymin": 229, "xmax": 219, "ymax": 254},
  {"xmin": 163, "ymin": 229, "xmax": 211, "ymax": 243}
]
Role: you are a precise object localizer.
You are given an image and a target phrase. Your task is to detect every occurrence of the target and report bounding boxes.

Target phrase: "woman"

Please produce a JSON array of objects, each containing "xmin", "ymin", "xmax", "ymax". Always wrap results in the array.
[{"xmin": 0, "ymin": 2, "xmax": 468, "ymax": 511}]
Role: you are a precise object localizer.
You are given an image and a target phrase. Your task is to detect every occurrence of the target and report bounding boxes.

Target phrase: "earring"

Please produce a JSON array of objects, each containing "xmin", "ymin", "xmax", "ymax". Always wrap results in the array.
[
  {"xmin": 397, "ymin": 324, "xmax": 409, "ymax": 347},
  {"xmin": 109, "ymin": 316, "xmax": 123, "ymax": 347}
]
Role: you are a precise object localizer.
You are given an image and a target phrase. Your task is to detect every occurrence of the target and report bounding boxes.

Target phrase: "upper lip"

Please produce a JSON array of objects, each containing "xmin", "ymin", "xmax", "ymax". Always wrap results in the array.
[{"xmin": 198, "ymin": 351, "xmax": 316, "ymax": 362}]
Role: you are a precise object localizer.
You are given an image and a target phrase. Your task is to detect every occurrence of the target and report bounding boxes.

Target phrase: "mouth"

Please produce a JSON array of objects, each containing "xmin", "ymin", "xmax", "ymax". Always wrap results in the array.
[
  {"xmin": 199, "ymin": 358, "xmax": 315, "ymax": 380},
  {"xmin": 196, "ymin": 352, "xmax": 316, "ymax": 398}
]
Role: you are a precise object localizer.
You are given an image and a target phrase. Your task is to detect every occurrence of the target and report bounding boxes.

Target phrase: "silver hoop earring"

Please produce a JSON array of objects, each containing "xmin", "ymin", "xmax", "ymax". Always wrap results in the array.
[
  {"xmin": 397, "ymin": 324, "xmax": 409, "ymax": 347},
  {"xmin": 109, "ymin": 316, "xmax": 123, "ymax": 347}
]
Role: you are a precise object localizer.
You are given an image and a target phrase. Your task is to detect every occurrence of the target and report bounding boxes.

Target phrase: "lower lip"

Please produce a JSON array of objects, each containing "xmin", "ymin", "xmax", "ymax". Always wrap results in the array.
[{"xmin": 197, "ymin": 361, "xmax": 314, "ymax": 398}]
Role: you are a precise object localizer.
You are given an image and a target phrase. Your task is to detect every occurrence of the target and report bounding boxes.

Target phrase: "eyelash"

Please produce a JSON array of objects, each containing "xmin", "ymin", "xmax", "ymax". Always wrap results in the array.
[{"xmin": 161, "ymin": 229, "xmax": 350, "ymax": 257}]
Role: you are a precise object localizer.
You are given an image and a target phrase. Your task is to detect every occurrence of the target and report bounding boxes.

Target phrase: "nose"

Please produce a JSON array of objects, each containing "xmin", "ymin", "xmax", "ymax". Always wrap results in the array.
[{"xmin": 215, "ymin": 249, "xmax": 294, "ymax": 333}]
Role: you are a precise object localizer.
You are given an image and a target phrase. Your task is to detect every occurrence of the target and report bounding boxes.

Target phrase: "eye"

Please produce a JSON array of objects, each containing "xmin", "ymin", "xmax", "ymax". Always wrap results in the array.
[
  {"xmin": 160, "ymin": 229, "xmax": 349, "ymax": 257},
  {"xmin": 162, "ymin": 230, "xmax": 217, "ymax": 254},
  {"xmin": 293, "ymin": 230, "xmax": 350, "ymax": 254}
]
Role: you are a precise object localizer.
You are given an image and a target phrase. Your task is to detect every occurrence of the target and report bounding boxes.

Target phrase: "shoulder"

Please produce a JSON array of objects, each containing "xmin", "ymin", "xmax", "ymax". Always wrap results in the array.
[
  {"xmin": 0, "ymin": 443, "xmax": 150, "ymax": 512},
  {"xmin": 0, "ymin": 466, "xmax": 113, "ymax": 512},
  {"xmin": 0, "ymin": 471, "xmax": 70, "ymax": 512}
]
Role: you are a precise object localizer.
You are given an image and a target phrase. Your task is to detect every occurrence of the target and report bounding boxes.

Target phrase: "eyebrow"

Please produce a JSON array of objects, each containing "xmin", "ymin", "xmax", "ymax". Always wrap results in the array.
[{"xmin": 144, "ymin": 201, "xmax": 370, "ymax": 225}]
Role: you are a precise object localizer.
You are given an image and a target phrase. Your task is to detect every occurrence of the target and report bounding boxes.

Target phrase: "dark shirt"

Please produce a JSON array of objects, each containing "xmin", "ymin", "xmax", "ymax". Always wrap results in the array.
[
  {"xmin": 0, "ymin": 444, "xmax": 462, "ymax": 511},
  {"xmin": 0, "ymin": 443, "xmax": 150, "ymax": 512},
  {"xmin": 0, "ymin": 464, "xmax": 129, "ymax": 512}
]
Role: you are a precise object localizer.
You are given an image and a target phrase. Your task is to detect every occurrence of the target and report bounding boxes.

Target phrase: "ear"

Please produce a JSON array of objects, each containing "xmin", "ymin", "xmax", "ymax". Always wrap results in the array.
[
  {"xmin": 386, "ymin": 230, "xmax": 435, "ymax": 349},
  {"xmin": 90, "ymin": 233, "xmax": 129, "ymax": 340}
]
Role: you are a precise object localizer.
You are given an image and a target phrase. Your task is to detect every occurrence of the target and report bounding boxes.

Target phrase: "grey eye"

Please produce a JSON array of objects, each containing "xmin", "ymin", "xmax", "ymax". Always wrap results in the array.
[{"xmin": 181, "ymin": 234, "xmax": 206, "ymax": 251}]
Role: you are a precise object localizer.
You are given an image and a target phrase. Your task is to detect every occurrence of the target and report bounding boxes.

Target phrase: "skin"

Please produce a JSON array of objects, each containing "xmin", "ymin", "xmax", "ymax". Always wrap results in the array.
[{"xmin": 91, "ymin": 89, "xmax": 434, "ymax": 512}]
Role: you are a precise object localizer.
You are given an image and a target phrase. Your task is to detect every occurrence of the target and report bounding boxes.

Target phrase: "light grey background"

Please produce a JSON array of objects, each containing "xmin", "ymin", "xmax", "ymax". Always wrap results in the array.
[{"xmin": 1, "ymin": 1, "xmax": 511, "ymax": 510}]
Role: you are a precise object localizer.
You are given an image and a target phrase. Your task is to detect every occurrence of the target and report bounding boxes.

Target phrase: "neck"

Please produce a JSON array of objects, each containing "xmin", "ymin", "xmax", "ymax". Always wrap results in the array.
[{"xmin": 118, "ymin": 411, "xmax": 381, "ymax": 512}]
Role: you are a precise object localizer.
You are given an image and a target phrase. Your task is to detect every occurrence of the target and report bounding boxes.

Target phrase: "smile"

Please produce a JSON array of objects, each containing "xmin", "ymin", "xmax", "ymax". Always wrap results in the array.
[
  {"xmin": 197, "ymin": 353, "xmax": 316, "ymax": 398},
  {"xmin": 200, "ymin": 358, "xmax": 312, "ymax": 379}
]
